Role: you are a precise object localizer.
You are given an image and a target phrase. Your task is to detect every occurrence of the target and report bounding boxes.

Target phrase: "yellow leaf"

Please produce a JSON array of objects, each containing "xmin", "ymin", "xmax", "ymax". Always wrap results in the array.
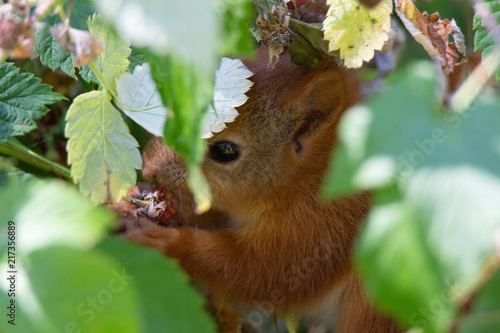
[{"xmin": 322, "ymin": 0, "xmax": 392, "ymax": 68}]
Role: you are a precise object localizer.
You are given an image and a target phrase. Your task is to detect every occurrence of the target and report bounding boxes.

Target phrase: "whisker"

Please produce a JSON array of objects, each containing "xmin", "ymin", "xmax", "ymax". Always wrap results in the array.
[
  {"xmin": 177, "ymin": 184, "xmax": 183, "ymax": 223},
  {"xmin": 163, "ymin": 171, "xmax": 187, "ymax": 192}
]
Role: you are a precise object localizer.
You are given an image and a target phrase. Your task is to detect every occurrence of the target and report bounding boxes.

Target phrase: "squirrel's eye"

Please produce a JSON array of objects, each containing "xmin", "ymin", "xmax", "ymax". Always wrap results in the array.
[{"xmin": 208, "ymin": 141, "xmax": 241, "ymax": 163}]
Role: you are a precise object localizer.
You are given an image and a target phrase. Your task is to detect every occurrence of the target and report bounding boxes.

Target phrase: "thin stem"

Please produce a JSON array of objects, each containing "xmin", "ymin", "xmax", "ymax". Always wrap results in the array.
[
  {"xmin": 123, "ymin": 196, "xmax": 149, "ymax": 205},
  {"xmin": 450, "ymin": 48, "xmax": 500, "ymax": 112},
  {"xmin": 113, "ymin": 98, "xmax": 164, "ymax": 113},
  {"xmin": 88, "ymin": 63, "xmax": 164, "ymax": 113},
  {"xmin": 456, "ymin": 255, "xmax": 500, "ymax": 308},
  {"xmin": 57, "ymin": 3, "xmax": 67, "ymax": 22},
  {"xmin": 65, "ymin": 0, "xmax": 74, "ymax": 26},
  {"xmin": 0, "ymin": 138, "xmax": 72, "ymax": 181},
  {"xmin": 88, "ymin": 62, "xmax": 122, "ymax": 101},
  {"xmin": 88, "ymin": 62, "xmax": 107, "ymax": 89},
  {"xmin": 0, "ymin": 51, "xmax": 11, "ymax": 64}
]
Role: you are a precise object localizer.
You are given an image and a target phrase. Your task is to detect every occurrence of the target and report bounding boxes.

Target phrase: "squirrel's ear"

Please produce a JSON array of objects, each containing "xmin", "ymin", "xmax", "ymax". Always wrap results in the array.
[
  {"xmin": 289, "ymin": 64, "xmax": 359, "ymax": 155},
  {"xmin": 291, "ymin": 109, "xmax": 333, "ymax": 155}
]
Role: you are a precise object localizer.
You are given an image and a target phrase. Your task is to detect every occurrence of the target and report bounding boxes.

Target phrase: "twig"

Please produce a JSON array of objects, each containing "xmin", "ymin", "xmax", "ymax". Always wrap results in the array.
[
  {"xmin": 450, "ymin": 47, "xmax": 500, "ymax": 111},
  {"xmin": 0, "ymin": 138, "xmax": 72, "ymax": 181}
]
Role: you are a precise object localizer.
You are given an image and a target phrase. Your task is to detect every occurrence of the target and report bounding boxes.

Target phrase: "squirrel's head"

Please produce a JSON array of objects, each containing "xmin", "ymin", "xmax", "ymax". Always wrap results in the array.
[{"xmin": 143, "ymin": 48, "xmax": 360, "ymax": 217}]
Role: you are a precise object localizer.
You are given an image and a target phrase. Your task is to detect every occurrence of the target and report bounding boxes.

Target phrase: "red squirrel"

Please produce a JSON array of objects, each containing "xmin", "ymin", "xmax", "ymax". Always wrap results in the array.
[{"xmin": 119, "ymin": 48, "xmax": 402, "ymax": 332}]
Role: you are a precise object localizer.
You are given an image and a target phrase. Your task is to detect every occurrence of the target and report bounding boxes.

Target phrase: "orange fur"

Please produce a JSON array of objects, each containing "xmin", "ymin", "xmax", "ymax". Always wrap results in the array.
[{"xmin": 123, "ymin": 49, "xmax": 401, "ymax": 332}]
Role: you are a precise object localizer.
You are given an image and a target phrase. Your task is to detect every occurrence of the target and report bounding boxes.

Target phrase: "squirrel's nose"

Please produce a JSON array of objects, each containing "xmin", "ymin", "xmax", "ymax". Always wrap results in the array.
[{"xmin": 142, "ymin": 137, "xmax": 187, "ymax": 189}]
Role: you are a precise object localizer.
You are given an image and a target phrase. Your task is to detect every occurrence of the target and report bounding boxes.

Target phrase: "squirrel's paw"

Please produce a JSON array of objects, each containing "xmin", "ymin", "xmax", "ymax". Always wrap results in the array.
[{"xmin": 122, "ymin": 216, "xmax": 180, "ymax": 253}]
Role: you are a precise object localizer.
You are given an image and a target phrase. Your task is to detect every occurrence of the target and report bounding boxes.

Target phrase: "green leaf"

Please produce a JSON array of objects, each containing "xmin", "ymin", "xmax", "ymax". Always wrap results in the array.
[
  {"xmin": 68, "ymin": 0, "xmax": 96, "ymax": 30},
  {"xmin": 289, "ymin": 38, "xmax": 323, "ymax": 69},
  {"xmin": 148, "ymin": 53, "xmax": 213, "ymax": 166},
  {"xmin": 473, "ymin": 0, "xmax": 500, "ymax": 81},
  {"xmin": 289, "ymin": 19, "xmax": 340, "ymax": 68},
  {"xmin": 323, "ymin": 62, "xmax": 439, "ymax": 197},
  {"xmin": 115, "ymin": 63, "xmax": 167, "ymax": 136},
  {"xmin": 219, "ymin": 0, "xmax": 255, "ymax": 56},
  {"xmin": 128, "ymin": 48, "xmax": 147, "ymax": 73},
  {"xmin": 0, "ymin": 290, "xmax": 37, "ymax": 333},
  {"xmin": 0, "ymin": 157, "xmax": 33, "ymax": 186},
  {"xmin": 459, "ymin": 269, "xmax": 500, "ymax": 333},
  {"xmin": 356, "ymin": 189, "xmax": 456, "ymax": 332},
  {"xmin": 325, "ymin": 61, "xmax": 500, "ymax": 331},
  {"xmin": 33, "ymin": 0, "xmax": 95, "ymax": 77},
  {"xmin": 26, "ymin": 247, "xmax": 139, "ymax": 333},
  {"xmin": 147, "ymin": 53, "xmax": 213, "ymax": 211},
  {"xmin": 98, "ymin": 237, "xmax": 217, "ymax": 333},
  {"xmin": 290, "ymin": 19, "xmax": 334, "ymax": 56},
  {"xmin": 65, "ymin": 90, "xmax": 141, "ymax": 204},
  {"xmin": 34, "ymin": 15, "xmax": 76, "ymax": 77},
  {"xmin": 86, "ymin": 14, "xmax": 131, "ymax": 92},
  {"xmin": 0, "ymin": 179, "xmax": 112, "ymax": 256},
  {"xmin": 0, "ymin": 179, "xmax": 144, "ymax": 333},
  {"xmin": 0, "ymin": 62, "xmax": 66, "ymax": 142},
  {"xmin": 93, "ymin": 0, "xmax": 220, "ymax": 71}
]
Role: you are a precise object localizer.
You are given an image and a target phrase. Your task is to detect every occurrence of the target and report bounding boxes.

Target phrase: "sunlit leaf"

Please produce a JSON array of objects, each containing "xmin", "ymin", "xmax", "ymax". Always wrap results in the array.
[
  {"xmin": 65, "ymin": 90, "xmax": 141, "ymax": 204},
  {"xmin": 201, "ymin": 58, "xmax": 253, "ymax": 139},
  {"xmin": 116, "ymin": 63, "xmax": 167, "ymax": 136},
  {"xmin": 85, "ymin": 14, "xmax": 131, "ymax": 91},
  {"xmin": 322, "ymin": 0, "xmax": 392, "ymax": 68}
]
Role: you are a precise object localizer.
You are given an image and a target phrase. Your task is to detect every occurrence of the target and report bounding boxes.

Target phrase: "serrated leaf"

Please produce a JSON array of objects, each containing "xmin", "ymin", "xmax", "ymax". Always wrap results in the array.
[
  {"xmin": 86, "ymin": 14, "xmax": 131, "ymax": 91},
  {"xmin": 65, "ymin": 90, "xmax": 141, "ymax": 204},
  {"xmin": 33, "ymin": 0, "xmax": 95, "ymax": 77},
  {"xmin": 98, "ymin": 237, "xmax": 217, "ymax": 333},
  {"xmin": 116, "ymin": 63, "xmax": 167, "ymax": 136},
  {"xmin": 128, "ymin": 48, "xmax": 146, "ymax": 73},
  {"xmin": 0, "ymin": 62, "xmax": 66, "ymax": 142},
  {"xmin": 323, "ymin": 0, "xmax": 392, "ymax": 68},
  {"xmin": 34, "ymin": 15, "xmax": 77, "ymax": 77},
  {"xmin": 473, "ymin": 0, "xmax": 500, "ymax": 81},
  {"xmin": 50, "ymin": 24, "xmax": 103, "ymax": 66},
  {"xmin": 201, "ymin": 58, "xmax": 253, "ymax": 139}
]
